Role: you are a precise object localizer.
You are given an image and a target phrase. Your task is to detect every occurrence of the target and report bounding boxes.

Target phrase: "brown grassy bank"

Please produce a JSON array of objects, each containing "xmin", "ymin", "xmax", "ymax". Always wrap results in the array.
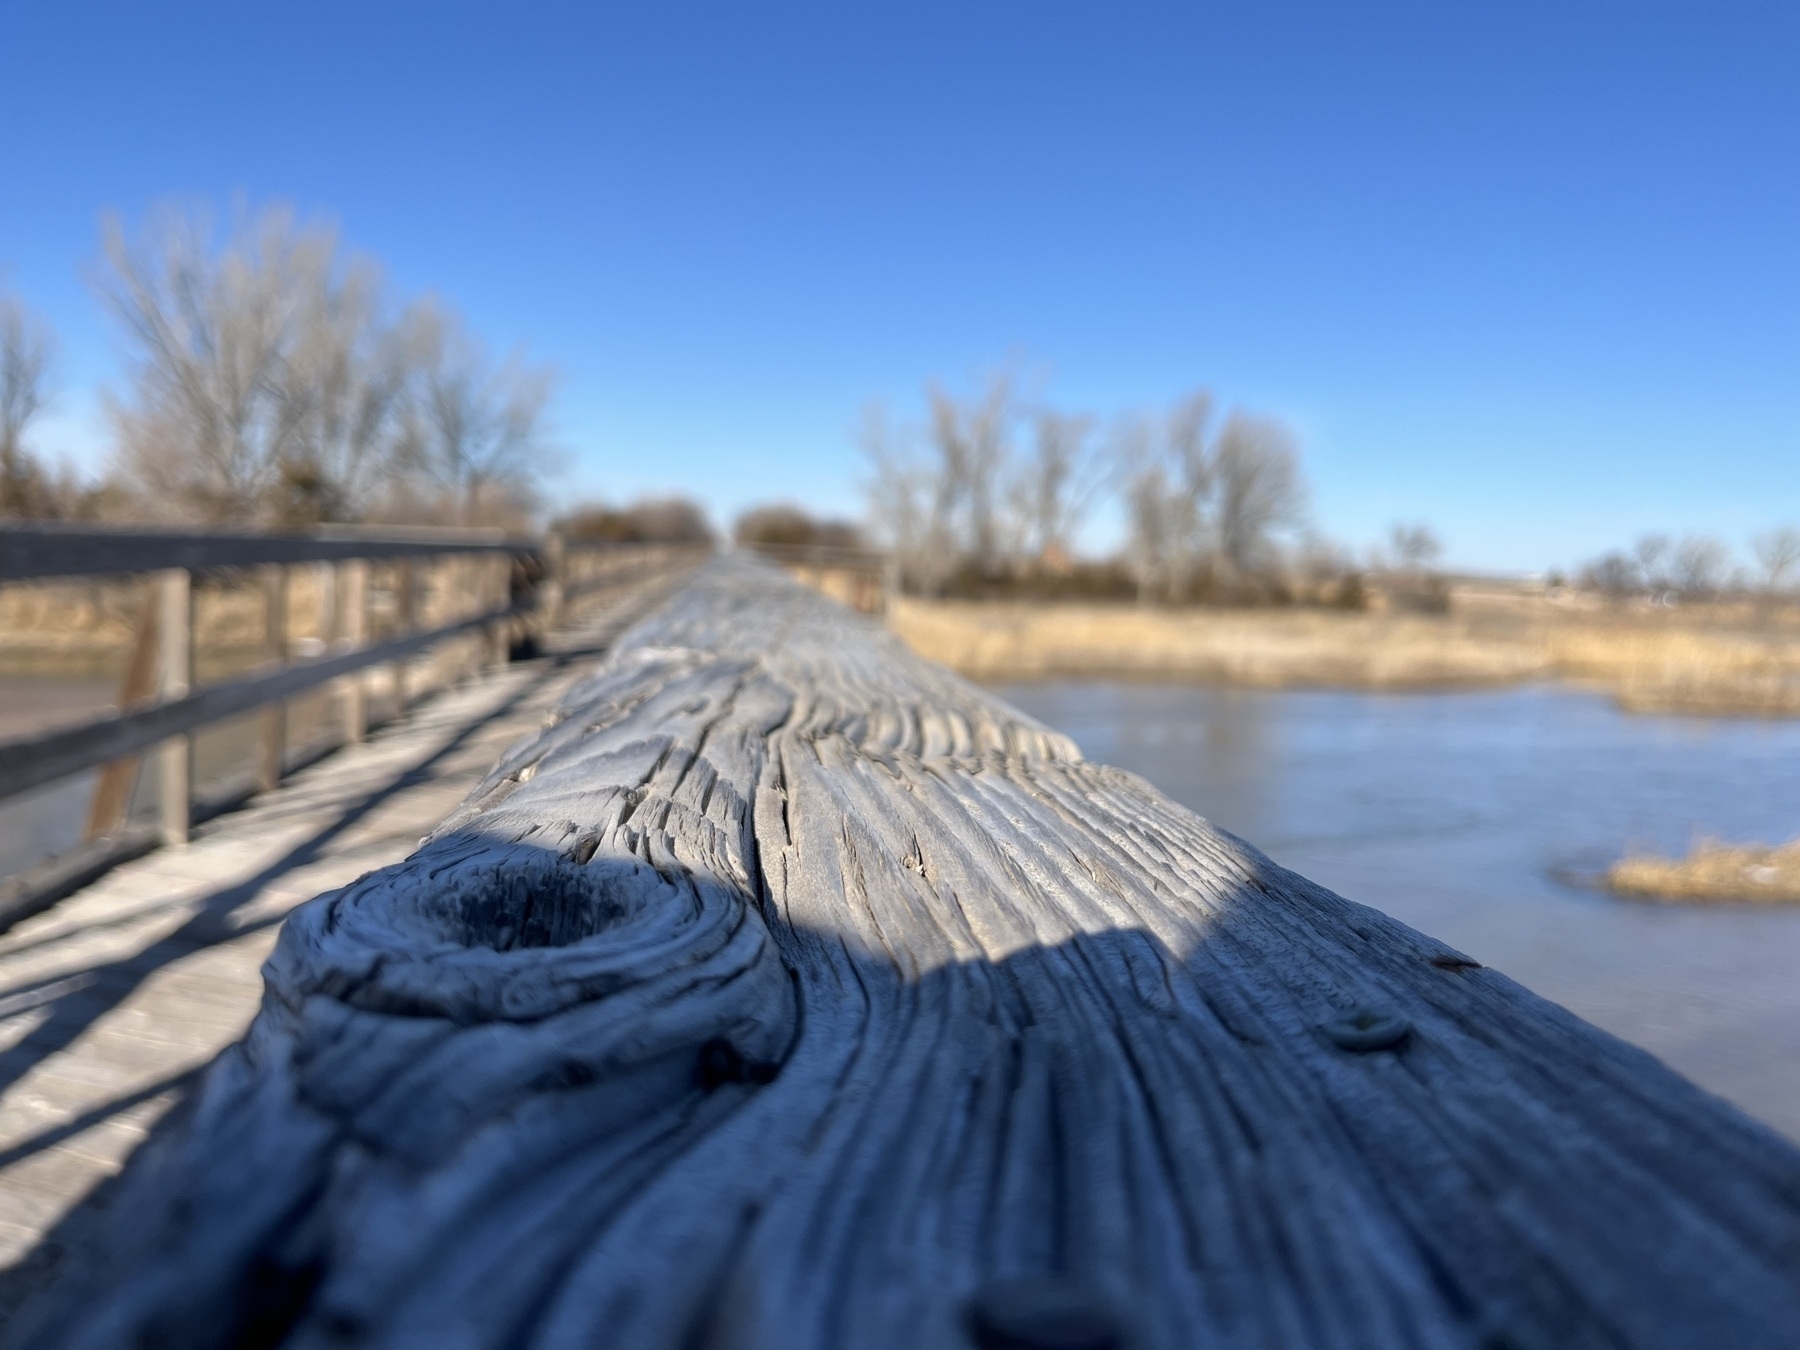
[
  {"xmin": 1607, "ymin": 840, "xmax": 1800, "ymax": 904},
  {"xmin": 887, "ymin": 593, "xmax": 1800, "ymax": 715}
]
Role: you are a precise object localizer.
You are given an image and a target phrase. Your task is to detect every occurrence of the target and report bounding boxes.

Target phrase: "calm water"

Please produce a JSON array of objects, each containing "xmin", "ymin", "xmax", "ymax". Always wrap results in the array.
[
  {"xmin": 1001, "ymin": 681, "xmax": 1800, "ymax": 1142},
  {"xmin": 0, "ymin": 676, "xmax": 341, "ymax": 882}
]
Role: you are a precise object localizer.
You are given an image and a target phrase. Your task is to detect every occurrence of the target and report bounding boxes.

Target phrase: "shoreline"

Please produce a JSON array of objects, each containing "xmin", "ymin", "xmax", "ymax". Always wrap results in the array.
[
  {"xmin": 1607, "ymin": 840, "xmax": 1800, "ymax": 905},
  {"xmin": 886, "ymin": 596, "xmax": 1800, "ymax": 718}
]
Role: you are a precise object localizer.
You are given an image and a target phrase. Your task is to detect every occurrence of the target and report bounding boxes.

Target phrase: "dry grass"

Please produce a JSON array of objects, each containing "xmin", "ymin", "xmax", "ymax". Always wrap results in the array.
[
  {"xmin": 887, "ymin": 594, "xmax": 1800, "ymax": 714},
  {"xmin": 1607, "ymin": 839, "xmax": 1800, "ymax": 904},
  {"xmin": 889, "ymin": 599, "xmax": 1545, "ymax": 688}
]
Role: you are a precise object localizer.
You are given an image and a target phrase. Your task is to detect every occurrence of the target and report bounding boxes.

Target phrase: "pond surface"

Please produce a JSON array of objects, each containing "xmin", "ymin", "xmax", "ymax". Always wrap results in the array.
[
  {"xmin": 0, "ymin": 677, "xmax": 340, "ymax": 884},
  {"xmin": 1000, "ymin": 680, "xmax": 1800, "ymax": 1142}
]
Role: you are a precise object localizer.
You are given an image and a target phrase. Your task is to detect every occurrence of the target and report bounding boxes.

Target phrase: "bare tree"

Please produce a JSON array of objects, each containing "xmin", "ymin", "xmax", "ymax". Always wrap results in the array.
[
  {"xmin": 1583, "ymin": 551, "xmax": 1639, "ymax": 601},
  {"xmin": 865, "ymin": 375, "xmax": 1310, "ymax": 603},
  {"xmin": 1633, "ymin": 534, "xmax": 1673, "ymax": 594},
  {"xmin": 99, "ymin": 200, "xmax": 554, "ymax": 528},
  {"xmin": 403, "ymin": 301, "xmax": 555, "ymax": 526},
  {"xmin": 861, "ymin": 375, "xmax": 1017, "ymax": 594},
  {"xmin": 1009, "ymin": 408, "xmax": 1104, "ymax": 567},
  {"xmin": 859, "ymin": 403, "xmax": 942, "ymax": 592},
  {"xmin": 267, "ymin": 266, "xmax": 417, "ymax": 525},
  {"xmin": 1752, "ymin": 526, "xmax": 1800, "ymax": 595},
  {"xmin": 0, "ymin": 290, "xmax": 56, "ymax": 516},
  {"xmin": 1118, "ymin": 392, "xmax": 1214, "ymax": 602},
  {"xmin": 100, "ymin": 203, "xmax": 330, "ymax": 521},
  {"xmin": 1117, "ymin": 414, "xmax": 1171, "ymax": 601},
  {"xmin": 1671, "ymin": 535, "xmax": 1729, "ymax": 598},
  {"xmin": 1388, "ymin": 522, "xmax": 1443, "ymax": 574},
  {"xmin": 925, "ymin": 374, "xmax": 1014, "ymax": 571},
  {"xmin": 1212, "ymin": 412, "xmax": 1305, "ymax": 581}
]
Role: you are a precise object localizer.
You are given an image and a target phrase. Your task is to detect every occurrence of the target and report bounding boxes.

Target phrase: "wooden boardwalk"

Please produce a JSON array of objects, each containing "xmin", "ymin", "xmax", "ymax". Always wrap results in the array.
[{"xmin": 0, "ymin": 576, "xmax": 684, "ymax": 1315}]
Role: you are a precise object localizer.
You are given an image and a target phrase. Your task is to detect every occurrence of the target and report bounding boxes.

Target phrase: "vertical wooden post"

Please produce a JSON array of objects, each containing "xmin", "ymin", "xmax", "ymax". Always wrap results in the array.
[
  {"xmin": 339, "ymin": 559, "xmax": 369, "ymax": 745},
  {"xmin": 487, "ymin": 554, "xmax": 509, "ymax": 668},
  {"xmin": 314, "ymin": 560, "xmax": 336, "ymax": 649},
  {"xmin": 258, "ymin": 564, "xmax": 289, "ymax": 794},
  {"xmin": 542, "ymin": 534, "xmax": 565, "ymax": 633},
  {"xmin": 85, "ymin": 584, "xmax": 160, "ymax": 841},
  {"xmin": 156, "ymin": 568, "xmax": 192, "ymax": 848},
  {"xmin": 391, "ymin": 558, "xmax": 417, "ymax": 718}
]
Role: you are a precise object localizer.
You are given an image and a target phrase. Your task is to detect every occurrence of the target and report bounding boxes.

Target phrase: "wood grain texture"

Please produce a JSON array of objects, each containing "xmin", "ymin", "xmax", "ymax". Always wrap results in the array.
[{"xmin": 17, "ymin": 557, "xmax": 1800, "ymax": 1349}]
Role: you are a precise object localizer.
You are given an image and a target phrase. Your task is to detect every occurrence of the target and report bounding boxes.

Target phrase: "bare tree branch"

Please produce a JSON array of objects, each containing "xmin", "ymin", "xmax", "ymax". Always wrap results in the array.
[
  {"xmin": 402, "ymin": 300, "xmax": 555, "ymax": 527},
  {"xmin": 1753, "ymin": 526, "xmax": 1800, "ymax": 595},
  {"xmin": 1213, "ymin": 412, "xmax": 1305, "ymax": 581},
  {"xmin": 99, "ymin": 202, "xmax": 325, "ymax": 521},
  {"xmin": 0, "ymin": 290, "xmax": 56, "ymax": 516},
  {"xmin": 97, "ymin": 200, "xmax": 555, "ymax": 528}
]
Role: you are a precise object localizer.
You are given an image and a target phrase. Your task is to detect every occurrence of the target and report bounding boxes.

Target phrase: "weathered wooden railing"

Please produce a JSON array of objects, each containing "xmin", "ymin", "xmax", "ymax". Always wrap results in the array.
[
  {"xmin": 12, "ymin": 556, "xmax": 1800, "ymax": 1348},
  {"xmin": 0, "ymin": 523, "xmax": 704, "ymax": 928}
]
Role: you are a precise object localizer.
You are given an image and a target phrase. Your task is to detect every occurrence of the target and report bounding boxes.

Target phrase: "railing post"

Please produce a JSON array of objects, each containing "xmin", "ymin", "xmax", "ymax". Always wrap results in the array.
[
  {"xmin": 486, "ymin": 554, "xmax": 509, "ymax": 668},
  {"xmin": 85, "ymin": 584, "xmax": 160, "ymax": 841},
  {"xmin": 543, "ymin": 533, "xmax": 565, "ymax": 633},
  {"xmin": 156, "ymin": 567, "xmax": 192, "ymax": 848},
  {"xmin": 314, "ymin": 560, "xmax": 336, "ymax": 649},
  {"xmin": 338, "ymin": 560, "xmax": 369, "ymax": 745},
  {"xmin": 258, "ymin": 564, "xmax": 289, "ymax": 794},
  {"xmin": 391, "ymin": 557, "xmax": 417, "ymax": 718}
]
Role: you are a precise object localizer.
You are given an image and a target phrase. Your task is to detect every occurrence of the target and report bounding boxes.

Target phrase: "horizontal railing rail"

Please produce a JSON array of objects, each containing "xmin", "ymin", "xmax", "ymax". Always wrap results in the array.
[{"xmin": 0, "ymin": 522, "xmax": 543, "ymax": 583}]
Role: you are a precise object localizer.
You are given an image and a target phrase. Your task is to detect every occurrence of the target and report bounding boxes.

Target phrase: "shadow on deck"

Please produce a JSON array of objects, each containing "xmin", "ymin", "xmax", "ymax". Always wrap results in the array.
[{"xmin": 0, "ymin": 585, "xmax": 677, "ymax": 1322}]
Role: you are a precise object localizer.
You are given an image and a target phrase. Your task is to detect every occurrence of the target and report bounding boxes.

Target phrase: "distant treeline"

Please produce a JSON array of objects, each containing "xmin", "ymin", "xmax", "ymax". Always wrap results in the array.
[
  {"xmin": 1, "ymin": 200, "xmax": 554, "ymax": 529},
  {"xmin": 857, "ymin": 373, "xmax": 1429, "ymax": 606},
  {"xmin": 1579, "ymin": 530, "xmax": 1800, "ymax": 602}
]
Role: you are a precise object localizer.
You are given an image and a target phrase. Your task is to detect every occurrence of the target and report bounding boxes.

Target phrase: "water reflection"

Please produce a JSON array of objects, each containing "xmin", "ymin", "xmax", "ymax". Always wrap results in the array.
[{"xmin": 1002, "ymin": 680, "xmax": 1800, "ymax": 1142}]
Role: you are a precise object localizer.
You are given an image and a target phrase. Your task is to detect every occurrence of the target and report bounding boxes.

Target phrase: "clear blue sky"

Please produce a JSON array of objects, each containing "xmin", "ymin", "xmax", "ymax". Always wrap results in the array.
[{"xmin": 2, "ymin": 1, "xmax": 1796, "ymax": 572}]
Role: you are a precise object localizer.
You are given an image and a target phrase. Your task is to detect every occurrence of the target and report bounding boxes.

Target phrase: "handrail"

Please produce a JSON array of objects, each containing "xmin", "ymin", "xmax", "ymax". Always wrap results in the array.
[{"xmin": 0, "ymin": 521, "xmax": 539, "ymax": 583}]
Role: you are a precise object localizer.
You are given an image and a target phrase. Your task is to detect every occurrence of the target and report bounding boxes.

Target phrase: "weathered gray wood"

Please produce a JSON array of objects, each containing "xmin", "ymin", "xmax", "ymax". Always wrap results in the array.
[
  {"xmin": 154, "ymin": 568, "xmax": 192, "ymax": 848},
  {"xmin": 0, "ymin": 522, "xmax": 530, "ymax": 582},
  {"xmin": 337, "ymin": 560, "xmax": 370, "ymax": 746},
  {"xmin": 388, "ymin": 558, "xmax": 416, "ymax": 719},
  {"xmin": 258, "ymin": 564, "xmax": 291, "ymax": 795},
  {"xmin": 17, "ymin": 557, "xmax": 1800, "ymax": 1349},
  {"xmin": 83, "ymin": 584, "xmax": 160, "ymax": 841}
]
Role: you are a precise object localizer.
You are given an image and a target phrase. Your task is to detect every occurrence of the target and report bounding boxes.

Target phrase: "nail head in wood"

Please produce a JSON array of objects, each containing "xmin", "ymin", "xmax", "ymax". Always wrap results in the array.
[{"xmin": 1323, "ymin": 1006, "xmax": 1412, "ymax": 1052}]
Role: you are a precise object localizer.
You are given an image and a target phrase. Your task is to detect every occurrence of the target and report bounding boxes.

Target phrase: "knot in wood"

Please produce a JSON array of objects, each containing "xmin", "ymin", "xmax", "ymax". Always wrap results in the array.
[
  {"xmin": 1323, "ymin": 1006, "xmax": 1411, "ymax": 1052},
  {"xmin": 964, "ymin": 1277, "xmax": 1125, "ymax": 1350}
]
